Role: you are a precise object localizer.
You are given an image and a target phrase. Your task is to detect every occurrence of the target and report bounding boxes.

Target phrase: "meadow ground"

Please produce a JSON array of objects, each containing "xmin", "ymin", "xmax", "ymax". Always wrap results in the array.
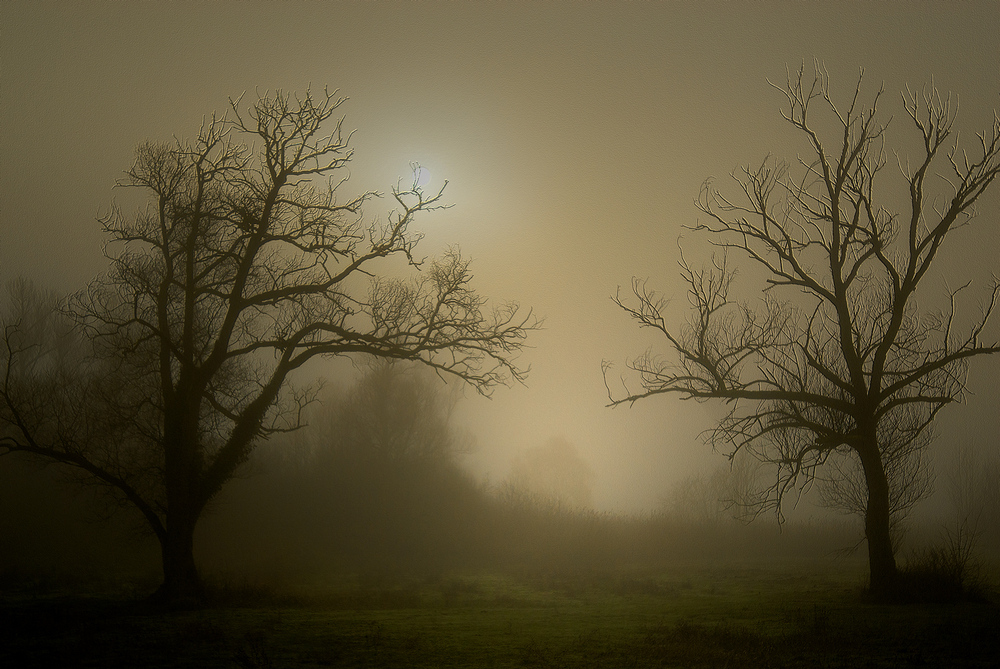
[{"xmin": 1, "ymin": 560, "xmax": 998, "ymax": 668}]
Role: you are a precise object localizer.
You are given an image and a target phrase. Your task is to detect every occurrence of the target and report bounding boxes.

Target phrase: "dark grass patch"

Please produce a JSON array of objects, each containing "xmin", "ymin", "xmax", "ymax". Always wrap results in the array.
[{"xmin": 1, "ymin": 568, "xmax": 998, "ymax": 668}]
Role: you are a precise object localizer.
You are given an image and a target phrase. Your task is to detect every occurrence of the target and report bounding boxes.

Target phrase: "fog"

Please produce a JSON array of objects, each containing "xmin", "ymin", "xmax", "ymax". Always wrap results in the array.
[
  {"xmin": 3, "ymin": 358, "xmax": 999, "ymax": 592},
  {"xmin": 2, "ymin": 1, "xmax": 1000, "ymax": 591}
]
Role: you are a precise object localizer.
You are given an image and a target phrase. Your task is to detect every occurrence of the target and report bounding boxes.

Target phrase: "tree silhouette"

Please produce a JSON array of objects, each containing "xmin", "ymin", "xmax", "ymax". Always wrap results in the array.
[
  {"xmin": 607, "ymin": 66, "xmax": 1000, "ymax": 596},
  {"xmin": 297, "ymin": 361, "xmax": 482, "ymax": 569},
  {"xmin": 1, "ymin": 89, "xmax": 536, "ymax": 603}
]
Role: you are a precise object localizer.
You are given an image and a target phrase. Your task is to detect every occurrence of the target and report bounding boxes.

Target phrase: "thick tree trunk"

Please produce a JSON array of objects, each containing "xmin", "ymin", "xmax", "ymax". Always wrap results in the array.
[
  {"xmin": 858, "ymin": 440, "xmax": 898, "ymax": 596},
  {"xmin": 153, "ymin": 396, "xmax": 209, "ymax": 605},
  {"xmin": 153, "ymin": 511, "xmax": 204, "ymax": 605}
]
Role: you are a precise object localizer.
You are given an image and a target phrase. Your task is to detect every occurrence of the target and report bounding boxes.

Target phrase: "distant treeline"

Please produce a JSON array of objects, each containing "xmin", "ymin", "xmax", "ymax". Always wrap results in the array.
[{"xmin": 1, "ymin": 363, "xmax": 996, "ymax": 592}]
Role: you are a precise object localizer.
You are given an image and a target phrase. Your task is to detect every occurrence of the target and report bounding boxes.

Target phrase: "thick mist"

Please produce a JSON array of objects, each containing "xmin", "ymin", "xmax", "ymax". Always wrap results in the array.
[
  {"xmin": 2, "ymin": 0, "xmax": 999, "ymax": 623},
  {"xmin": 4, "ymin": 359, "xmax": 998, "ymax": 592},
  {"xmin": 3, "ymin": 2, "xmax": 999, "ymax": 516}
]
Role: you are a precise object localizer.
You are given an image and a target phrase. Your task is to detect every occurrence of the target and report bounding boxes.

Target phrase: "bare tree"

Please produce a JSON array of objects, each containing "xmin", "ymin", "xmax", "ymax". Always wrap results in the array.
[
  {"xmin": 940, "ymin": 442, "xmax": 1000, "ymax": 563},
  {"xmin": 663, "ymin": 452, "xmax": 761, "ymax": 525},
  {"xmin": 312, "ymin": 360, "xmax": 473, "ymax": 467},
  {"xmin": 817, "ymin": 418, "xmax": 934, "ymax": 548},
  {"xmin": 1, "ymin": 89, "xmax": 536, "ymax": 603},
  {"xmin": 606, "ymin": 65, "xmax": 1000, "ymax": 596}
]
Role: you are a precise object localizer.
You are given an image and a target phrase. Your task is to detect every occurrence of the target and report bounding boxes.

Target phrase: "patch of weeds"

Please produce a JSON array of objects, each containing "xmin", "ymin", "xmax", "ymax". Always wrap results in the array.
[
  {"xmin": 362, "ymin": 620, "xmax": 385, "ymax": 664},
  {"xmin": 516, "ymin": 567, "xmax": 599, "ymax": 598},
  {"xmin": 339, "ymin": 573, "xmax": 426, "ymax": 609},
  {"xmin": 437, "ymin": 575, "xmax": 481, "ymax": 605},
  {"xmin": 490, "ymin": 592, "xmax": 532, "ymax": 607},
  {"xmin": 176, "ymin": 616, "xmax": 230, "ymax": 646},
  {"xmin": 613, "ymin": 575, "xmax": 677, "ymax": 598},
  {"xmin": 0, "ymin": 566, "xmax": 86, "ymax": 596},
  {"xmin": 397, "ymin": 631, "xmax": 427, "ymax": 654},
  {"xmin": 519, "ymin": 636, "xmax": 560, "ymax": 668},
  {"xmin": 639, "ymin": 619, "xmax": 776, "ymax": 668},
  {"xmin": 364, "ymin": 620, "xmax": 384, "ymax": 650},
  {"xmin": 572, "ymin": 627, "xmax": 623, "ymax": 665},
  {"xmin": 205, "ymin": 577, "xmax": 299, "ymax": 608},
  {"xmin": 892, "ymin": 543, "xmax": 987, "ymax": 604},
  {"xmin": 232, "ymin": 629, "xmax": 274, "ymax": 669},
  {"xmin": 792, "ymin": 603, "xmax": 830, "ymax": 637}
]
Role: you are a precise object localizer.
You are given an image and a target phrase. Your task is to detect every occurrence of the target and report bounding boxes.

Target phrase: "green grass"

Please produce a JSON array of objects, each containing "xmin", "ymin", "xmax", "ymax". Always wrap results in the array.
[{"xmin": 2, "ymin": 563, "xmax": 998, "ymax": 668}]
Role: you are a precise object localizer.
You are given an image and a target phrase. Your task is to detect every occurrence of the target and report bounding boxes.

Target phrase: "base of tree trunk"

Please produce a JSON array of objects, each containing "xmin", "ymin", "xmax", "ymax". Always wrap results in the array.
[
  {"xmin": 149, "ymin": 574, "xmax": 206, "ymax": 608},
  {"xmin": 867, "ymin": 574, "xmax": 900, "ymax": 601}
]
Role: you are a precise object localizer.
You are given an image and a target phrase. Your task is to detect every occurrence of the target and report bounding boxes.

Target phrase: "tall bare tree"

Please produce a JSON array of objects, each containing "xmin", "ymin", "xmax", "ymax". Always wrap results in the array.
[
  {"xmin": 1, "ymin": 89, "xmax": 536, "ymax": 603},
  {"xmin": 607, "ymin": 66, "xmax": 1000, "ymax": 595}
]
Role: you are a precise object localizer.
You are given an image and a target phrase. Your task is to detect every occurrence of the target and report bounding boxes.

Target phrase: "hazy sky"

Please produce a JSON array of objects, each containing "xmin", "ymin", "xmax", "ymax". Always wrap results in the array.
[{"xmin": 2, "ymin": 1, "xmax": 998, "ymax": 510}]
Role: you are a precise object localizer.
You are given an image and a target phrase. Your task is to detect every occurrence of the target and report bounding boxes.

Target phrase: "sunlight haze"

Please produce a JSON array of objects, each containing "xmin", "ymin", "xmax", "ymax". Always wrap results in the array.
[{"xmin": 2, "ymin": 0, "xmax": 998, "ymax": 513}]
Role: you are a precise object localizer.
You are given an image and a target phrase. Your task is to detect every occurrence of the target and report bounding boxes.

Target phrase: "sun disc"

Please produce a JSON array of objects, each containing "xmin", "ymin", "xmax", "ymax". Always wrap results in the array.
[{"xmin": 415, "ymin": 166, "xmax": 431, "ymax": 188}]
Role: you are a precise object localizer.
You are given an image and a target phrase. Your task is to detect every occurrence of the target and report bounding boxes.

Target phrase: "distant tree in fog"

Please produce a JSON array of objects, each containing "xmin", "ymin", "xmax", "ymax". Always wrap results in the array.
[
  {"xmin": 1, "ymin": 89, "xmax": 537, "ymax": 604},
  {"xmin": 298, "ymin": 361, "xmax": 483, "ymax": 566},
  {"xmin": 607, "ymin": 65, "xmax": 1000, "ymax": 596},
  {"xmin": 507, "ymin": 436, "xmax": 594, "ymax": 508},
  {"xmin": 941, "ymin": 442, "xmax": 1000, "ymax": 557},
  {"xmin": 1, "ymin": 281, "xmax": 164, "ymax": 530},
  {"xmin": 205, "ymin": 360, "xmax": 488, "ymax": 574},
  {"xmin": 663, "ymin": 453, "xmax": 760, "ymax": 525},
  {"xmin": 315, "ymin": 360, "xmax": 472, "ymax": 466}
]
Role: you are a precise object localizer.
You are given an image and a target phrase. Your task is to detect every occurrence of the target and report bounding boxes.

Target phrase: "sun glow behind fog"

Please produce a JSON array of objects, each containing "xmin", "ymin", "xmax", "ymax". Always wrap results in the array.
[
  {"xmin": 1, "ymin": 1, "xmax": 997, "ymax": 517},
  {"xmin": 414, "ymin": 165, "xmax": 432, "ymax": 189}
]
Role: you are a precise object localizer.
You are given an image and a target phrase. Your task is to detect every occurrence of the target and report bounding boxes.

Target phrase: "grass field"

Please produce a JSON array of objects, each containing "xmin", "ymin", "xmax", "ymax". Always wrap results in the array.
[{"xmin": 2, "ymin": 561, "xmax": 998, "ymax": 668}]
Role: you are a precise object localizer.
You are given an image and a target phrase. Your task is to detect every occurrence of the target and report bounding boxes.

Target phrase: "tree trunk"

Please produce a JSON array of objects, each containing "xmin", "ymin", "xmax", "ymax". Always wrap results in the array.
[
  {"xmin": 858, "ymin": 440, "xmax": 898, "ymax": 596},
  {"xmin": 153, "ymin": 510, "xmax": 204, "ymax": 605},
  {"xmin": 153, "ymin": 397, "xmax": 208, "ymax": 605}
]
